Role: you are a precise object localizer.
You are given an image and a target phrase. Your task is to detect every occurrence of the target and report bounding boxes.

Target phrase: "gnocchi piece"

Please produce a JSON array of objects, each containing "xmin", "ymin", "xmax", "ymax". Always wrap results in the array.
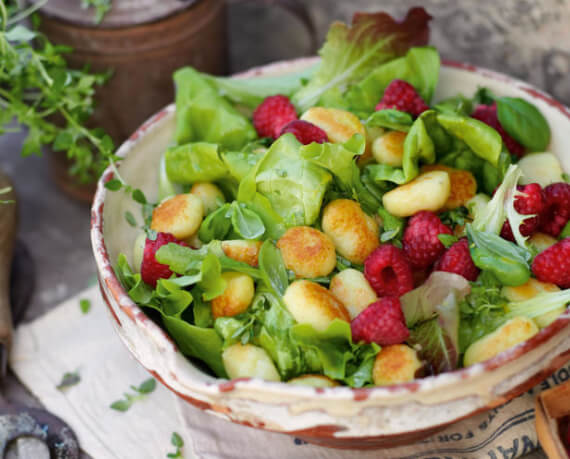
[
  {"xmin": 321, "ymin": 199, "xmax": 379, "ymax": 264},
  {"xmin": 422, "ymin": 164, "xmax": 477, "ymax": 210},
  {"xmin": 287, "ymin": 374, "xmax": 339, "ymax": 387},
  {"xmin": 382, "ymin": 171, "xmax": 451, "ymax": 217},
  {"xmin": 529, "ymin": 232, "xmax": 558, "ymax": 253},
  {"xmin": 329, "ymin": 269, "xmax": 377, "ymax": 320},
  {"xmin": 132, "ymin": 232, "xmax": 147, "ymax": 273},
  {"xmin": 283, "ymin": 280, "xmax": 350, "ymax": 332},
  {"xmin": 359, "ymin": 125, "xmax": 385, "ymax": 165},
  {"xmin": 463, "ymin": 317, "xmax": 538, "ymax": 367},
  {"xmin": 503, "ymin": 279, "xmax": 564, "ymax": 328},
  {"xmin": 372, "ymin": 131, "xmax": 407, "ymax": 167},
  {"xmin": 151, "ymin": 193, "xmax": 204, "ymax": 240},
  {"xmin": 518, "ymin": 153, "xmax": 564, "ymax": 187},
  {"xmin": 300, "ymin": 107, "xmax": 366, "ymax": 144},
  {"xmin": 276, "ymin": 226, "xmax": 336, "ymax": 278},
  {"xmin": 372, "ymin": 345, "xmax": 423, "ymax": 386},
  {"xmin": 222, "ymin": 343, "xmax": 281, "ymax": 381},
  {"xmin": 221, "ymin": 240, "xmax": 262, "ymax": 267},
  {"xmin": 211, "ymin": 272, "xmax": 255, "ymax": 319},
  {"xmin": 190, "ymin": 182, "xmax": 225, "ymax": 215}
]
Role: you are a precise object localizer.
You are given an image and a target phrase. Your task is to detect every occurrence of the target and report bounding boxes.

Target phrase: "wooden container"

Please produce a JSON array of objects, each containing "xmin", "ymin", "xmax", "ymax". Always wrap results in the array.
[
  {"xmin": 535, "ymin": 381, "xmax": 570, "ymax": 458},
  {"xmin": 38, "ymin": 0, "xmax": 228, "ymax": 145}
]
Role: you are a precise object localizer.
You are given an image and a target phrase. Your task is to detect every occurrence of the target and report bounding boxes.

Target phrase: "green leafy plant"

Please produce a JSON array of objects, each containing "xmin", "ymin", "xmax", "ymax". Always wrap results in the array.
[
  {"xmin": 110, "ymin": 378, "xmax": 157, "ymax": 412},
  {"xmin": 0, "ymin": 0, "xmax": 114, "ymax": 183},
  {"xmin": 166, "ymin": 432, "xmax": 184, "ymax": 458},
  {"xmin": 81, "ymin": 0, "xmax": 112, "ymax": 24}
]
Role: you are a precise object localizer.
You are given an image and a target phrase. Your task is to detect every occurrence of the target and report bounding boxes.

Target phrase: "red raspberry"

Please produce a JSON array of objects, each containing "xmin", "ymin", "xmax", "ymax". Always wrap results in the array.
[
  {"xmin": 351, "ymin": 297, "xmax": 410, "ymax": 346},
  {"xmin": 539, "ymin": 183, "xmax": 570, "ymax": 237},
  {"xmin": 500, "ymin": 183, "xmax": 544, "ymax": 241},
  {"xmin": 375, "ymin": 79, "xmax": 429, "ymax": 117},
  {"xmin": 252, "ymin": 95, "xmax": 298, "ymax": 139},
  {"xmin": 531, "ymin": 238, "xmax": 570, "ymax": 288},
  {"xmin": 471, "ymin": 104, "xmax": 525, "ymax": 157},
  {"xmin": 402, "ymin": 211, "xmax": 453, "ymax": 269},
  {"xmin": 364, "ymin": 244, "xmax": 414, "ymax": 297},
  {"xmin": 141, "ymin": 232, "xmax": 188, "ymax": 287},
  {"xmin": 434, "ymin": 238, "xmax": 480, "ymax": 281},
  {"xmin": 279, "ymin": 120, "xmax": 328, "ymax": 145}
]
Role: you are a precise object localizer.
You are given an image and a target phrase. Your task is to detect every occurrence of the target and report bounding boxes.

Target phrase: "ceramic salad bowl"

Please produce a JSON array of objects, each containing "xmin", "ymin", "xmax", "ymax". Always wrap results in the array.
[{"xmin": 90, "ymin": 57, "xmax": 570, "ymax": 449}]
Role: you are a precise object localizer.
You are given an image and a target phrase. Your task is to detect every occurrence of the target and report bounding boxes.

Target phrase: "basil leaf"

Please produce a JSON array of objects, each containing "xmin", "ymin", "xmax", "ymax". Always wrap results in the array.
[
  {"xmin": 258, "ymin": 240, "xmax": 288, "ymax": 296},
  {"xmin": 231, "ymin": 202, "xmax": 265, "ymax": 240},
  {"xmin": 496, "ymin": 97, "xmax": 550, "ymax": 151}
]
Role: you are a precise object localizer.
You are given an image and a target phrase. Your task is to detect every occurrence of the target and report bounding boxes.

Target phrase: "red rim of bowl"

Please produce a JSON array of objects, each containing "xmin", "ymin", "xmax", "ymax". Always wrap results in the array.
[{"xmin": 90, "ymin": 58, "xmax": 570, "ymax": 402}]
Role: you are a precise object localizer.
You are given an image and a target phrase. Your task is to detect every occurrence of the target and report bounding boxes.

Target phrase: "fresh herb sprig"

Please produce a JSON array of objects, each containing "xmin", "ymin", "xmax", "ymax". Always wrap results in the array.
[
  {"xmin": 0, "ymin": 0, "xmax": 114, "ymax": 183},
  {"xmin": 81, "ymin": 0, "xmax": 112, "ymax": 24},
  {"xmin": 57, "ymin": 370, "xmax": 81, "ymax": 390},
  {"xmin": 110, "ymin": 377, "xmax": 157, "ymax": 412},
  {"xmin": 167, "ymin": 432, "xmax": 184, "ymax": 458}
]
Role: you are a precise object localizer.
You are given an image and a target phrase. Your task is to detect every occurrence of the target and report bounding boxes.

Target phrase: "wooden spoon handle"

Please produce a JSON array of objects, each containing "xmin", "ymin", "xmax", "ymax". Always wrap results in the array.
[{"xmin": 0, "ymin": 171, "xmax": 17, "ymax": 356}]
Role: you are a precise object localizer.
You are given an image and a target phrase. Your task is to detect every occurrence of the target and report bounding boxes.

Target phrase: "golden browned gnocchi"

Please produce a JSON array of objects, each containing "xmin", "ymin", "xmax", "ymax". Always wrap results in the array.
[
  {"xmin": 276, "ymin": 226, "xmax": 336, "ymax": 278},
  {"xmin": 321, "ymin": 199, "xmax": 379, "ymax": 264},
  {"xmin": 329, "ymin": 269, "xmax": 377, "ymax": 320},
  {"xmin": 463, "ymin": 317, "xmax": 538, "ymax": 367},
  {"xmin": 421, "ymin": 164, "xmax": 477, "ymax": 210},
  {"xmin": 190, "ymin": 182, "xmax": 225, "ymax": 215},
  {"xmin": 382, "ymin": 170, "xmax": 450, "ymax": 217},
  {"xmin": 283, "ymin": 280, "xmax": 350, "ymax": 332},
  {"xmin": 502, "ymin": 279, "xmax": 564, "ymax": 328},
  {"xmin": 372, "ymin": 131, "xmax": 407, "ymax": 167},
  {"xmin": 372, "ymin": 344, "xmax": 423, "ymax": 386},
  {"xmin": 528, "ymin": 232, "xmax": 558, "ymax": 253},
  {"xmin": 359, "ymin": 125, "xmax": 385, "ymax": 165},
  {"xmin": 287, "ymin": 374, "xmax": 339, "ymax": 387},
  {"xmin": 221, "ymin": 240, "xmax": 262, "ymax": 267},
  {"xmin": 518, "ymin": 152, "xmax": 564, "ymax": 187},
  {"xmin": 300, "ymin": 107, "xmax": 365, "ymax": 144},
  {"xmin": 211, "ymin": 272, "xmax": 255, "ymax": 319},
  {"xmin": 151, "ymin": 193, "xmax": 204, "ymax": 239},
  {"xmin": 222, "ymin": 343, "xmax": 281, "ymax": 381}
]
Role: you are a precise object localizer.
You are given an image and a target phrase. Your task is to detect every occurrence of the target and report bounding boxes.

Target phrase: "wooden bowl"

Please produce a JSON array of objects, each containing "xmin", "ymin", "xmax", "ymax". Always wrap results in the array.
[{"xmin": 91, "ymin": 58, "xmax": 570, "ymax": 449}]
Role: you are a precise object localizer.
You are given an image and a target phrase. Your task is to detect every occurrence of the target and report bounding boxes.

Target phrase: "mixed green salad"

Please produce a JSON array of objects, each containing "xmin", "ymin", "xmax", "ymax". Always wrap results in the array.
[{"xmin": 111, "ymin": 9, "xmax": 570, "ymax": 388}]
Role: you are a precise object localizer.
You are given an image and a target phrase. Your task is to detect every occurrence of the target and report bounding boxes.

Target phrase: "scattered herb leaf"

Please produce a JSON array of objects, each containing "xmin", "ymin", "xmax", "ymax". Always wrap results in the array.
[
  {"xmin": 79, "ymin": 298, "xmax": 91, "ymax": 314},
  {"xmin": 56, "ymin": 371, "xmax": 81, "ymax": 391},
  {"xmin": 110, "ymin": 377, "xmax": 156, "ymax": 412}
]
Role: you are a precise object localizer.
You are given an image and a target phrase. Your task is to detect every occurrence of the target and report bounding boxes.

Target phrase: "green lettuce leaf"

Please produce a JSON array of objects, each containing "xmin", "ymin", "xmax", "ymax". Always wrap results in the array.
[
  {"xmin": 347, "ymin": 46, "xmax": 440, "ymax": 115},
  {"xmin": 173, "ymin": 67, "xmax": 256, "ymax": 149},
  {"xmin": 291, "ymin": 8, "xmax": 432, "ymax": 112},
  {"xmin": 251, "ymin": 134, "xmax": 333, "ymax": 226},
  {"xmin": 365, "ymin": 109, "xmax": 414, "ymax": 132},
  {"xmin": 165, "ymin": 142, "xmax": 229, "ymax": 184}
]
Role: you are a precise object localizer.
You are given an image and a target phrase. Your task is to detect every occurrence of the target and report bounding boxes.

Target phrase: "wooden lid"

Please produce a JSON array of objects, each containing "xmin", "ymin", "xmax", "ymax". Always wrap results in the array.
[{"xmin": 30, "ymin": 0, "xmax": 198, "ymax": 28}]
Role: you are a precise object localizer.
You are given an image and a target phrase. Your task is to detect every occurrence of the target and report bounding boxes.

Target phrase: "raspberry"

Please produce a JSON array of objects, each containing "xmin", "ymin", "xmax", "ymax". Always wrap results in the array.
[
  {"xmin": 471, "ymin": 104, "xmax": 525, "ymax": 157},
  {"xmin": 500, "ymin": 183, "xmax": 544, "ymax": 241},
  {"xmin": 434, "ymin": 238, "xmax": 480, "ymax": 281},
  {"xmin": 141, "ymin": 232, "xmax": 188, "ymax": 287},
  {"xmin": 402, "ymin": 211, "xmax": 453, "ymax": 269},
  {"xmin": 375, "ymin": 79, "xmax": 429, "ymax": 117},
  {"xmin": 531, "ymin": 238, "xmax": 570, "ymax": 288},
  {"xmin": 364, "ymin": 244, "xmax": 414, "ymax": 297},
  {"xmin": 279, "ymin": 120, "xmax": 328, "ymax": 145},
  {"xmin": 351, "ymin": 297, "xmax": 410, "ymax": 346},
  {"xmin": 539, "ymin": 183, "xmax": 570, "ymax": 237},
  {"xmin": 252, "ymin": 95, "xmax": 298, "ymax": 139}
]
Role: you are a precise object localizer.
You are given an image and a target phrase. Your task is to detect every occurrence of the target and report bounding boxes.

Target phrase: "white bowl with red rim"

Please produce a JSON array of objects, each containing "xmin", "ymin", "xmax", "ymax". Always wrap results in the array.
[{"xmin": 90, "ymin": 58, "xmax": 570, "ymax": 449}]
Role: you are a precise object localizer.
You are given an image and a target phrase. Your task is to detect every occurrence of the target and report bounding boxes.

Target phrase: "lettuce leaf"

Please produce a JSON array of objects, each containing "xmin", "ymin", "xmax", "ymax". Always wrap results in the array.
[
  {"xmin": 114, "ymin": 254, "xmax": 226, "ymax": 377},
  {"xmin": 347, "ymin": 46, "xmax": 440, "ymax": 115},
  {"xmin": 165, "ymin": 142, "xmax": 229, "ymax": 184},
  {"xmin": 173, "ymin": 67, "xmax": 256, "ymax": 149},
  {"xmin": 291, "ymin": 8, "xmax": 432, "ymax": 112}
]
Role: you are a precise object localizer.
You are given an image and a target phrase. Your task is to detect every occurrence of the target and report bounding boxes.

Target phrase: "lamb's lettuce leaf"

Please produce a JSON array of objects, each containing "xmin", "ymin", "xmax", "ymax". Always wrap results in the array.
[
  {"xmin": 366, "ymin": 111, "xmax": 435, "ymax": 184},
  {"xmin": 173, "ymin": 67, "xmax": 256, "ymax": 149},
  {"xmin": 291, "ymin": 8, "xmax": 432, "ymax": 112},
  {"xmin": 347, "ymin": 46, "xmax": 440, "ymax": 115}
]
